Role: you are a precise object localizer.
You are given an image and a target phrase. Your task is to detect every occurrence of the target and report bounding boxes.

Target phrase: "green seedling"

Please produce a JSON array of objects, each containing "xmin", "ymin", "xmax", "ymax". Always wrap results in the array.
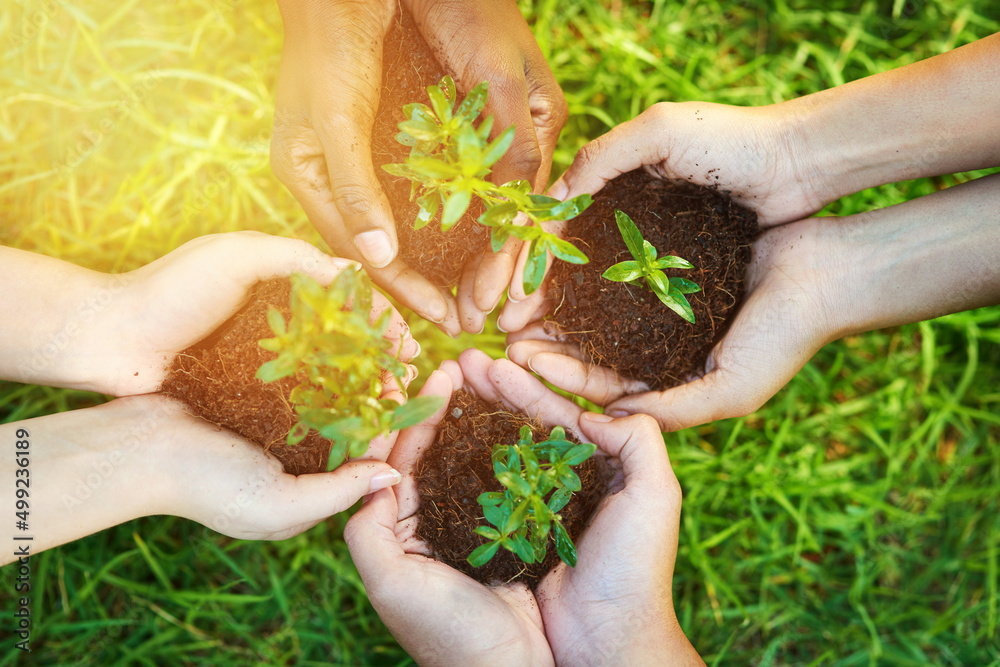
[
  {"xmin": 383, "ymin": 75, "xmax": 593, "ymax": 294},
  {"xmin": 602, "ymin": 210, "xmax": 702, "ymax": 323},
  {"xmin": 256, "ymin": 270, "xmax": 443, "ymax": 471},
  {"xmin": 468, "ymin": 425, "xmax": 596, "ymax": 568}
]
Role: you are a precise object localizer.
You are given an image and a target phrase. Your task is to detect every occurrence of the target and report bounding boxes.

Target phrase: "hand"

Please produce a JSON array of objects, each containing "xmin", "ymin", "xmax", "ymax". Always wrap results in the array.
[
  {"xmin": 345, "ymin": 351, "xmax": 557, "ymax": 667},
  {"xmin": 98, "ymin": 231, "xmax": 418, "ymax": 397},
  {"xmin": 270, "ymin": 0, "xmax": 567, "ymax": 334},
  {"xmin": 0, "ymin": 394, "xmax": 402, "ymax": 564},
  {"xmin": 500, "ymin": 99, "xmax": 831, "ymax": 317},
  {"xmin": 346, "ymin": 349, "xmax": 703, "ymax": 665},
  {"xmin": 404, "ymin": 0, "xmax": 568, "ymax": 333},
  {"xmin": 506, "ymin": 169, "xmax": 1000, "ymax": 431}
]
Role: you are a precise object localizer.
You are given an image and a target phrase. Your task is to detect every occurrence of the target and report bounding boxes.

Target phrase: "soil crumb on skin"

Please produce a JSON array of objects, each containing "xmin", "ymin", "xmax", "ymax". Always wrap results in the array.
[
  {"xmin": 414, "ymin": 390, "xmax": 610, "ymax": 588},
  {"xmin": 547, "ymin": 168, "xmax": 759, "ymax": 390},
  {"xmin": 373, "ymin": 8, "xmax": 489, "ymax": 288},
  {"xmin": 159, "ymin": 279, "xmax": 331, "ymax": 476}
]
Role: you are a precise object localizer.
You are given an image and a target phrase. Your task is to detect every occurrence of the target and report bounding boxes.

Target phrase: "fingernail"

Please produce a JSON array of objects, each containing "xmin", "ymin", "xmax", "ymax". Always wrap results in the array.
[
  {"xmin": 496, "ymin": 316, "xmax": 509, "ymax": 333},
  {"xmin": 427, "ymin": 300, "xmax": 448, "ymax": 323},
  {"xmin": 504, "ymin": 344, "xmax": 512, "ymax": 360},
  {"xmin": 548, "ymin": 178, "xmax": 569, "ymax": 201},
  {"xmin": 526, "ymin": 354, "xmax": 540, "ymax": 375},
  {"xmin": 506, "ymin": 287, "xmax": 521, "ymax": 305},
  {"xmin": 582, "ymin": 411, "xmax": 613, "ymax": 422},
  {"xmin": 607, "ymin": 408, "xmax": 629, "ymax": 418},
  {"xmin": 412, "ymin": 338, "xmax": 422, "ymax": 357},
  {"xmin": 355, "ymin": 230, "xmax": 394, "ymax": 268},
  {"xmin": 369, "ymin": 468, "xmax": 401, "ymax": 493}
]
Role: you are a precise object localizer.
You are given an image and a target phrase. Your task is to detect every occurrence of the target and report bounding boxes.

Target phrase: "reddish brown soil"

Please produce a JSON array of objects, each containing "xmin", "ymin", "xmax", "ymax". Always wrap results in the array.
[
  {"xmin": 159, "ymin": 279, "xmax": 331, "ymax": 476},
  {"xmin": 548, "ymin": 169, "xmax": 759, "ymax": 390},
  {"xmin": 373, "ymin": 8, "xmax": 489, "ymax": 288},
  {"xmin": 415, "ymin": 389, "xmax": 610, "ymax": 588}
]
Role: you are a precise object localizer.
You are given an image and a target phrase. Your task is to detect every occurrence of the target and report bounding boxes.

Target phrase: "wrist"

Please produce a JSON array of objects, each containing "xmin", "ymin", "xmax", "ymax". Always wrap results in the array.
[{"xmin": 825, "ymin": 173, "xmax": 1000, "ymax": 337}]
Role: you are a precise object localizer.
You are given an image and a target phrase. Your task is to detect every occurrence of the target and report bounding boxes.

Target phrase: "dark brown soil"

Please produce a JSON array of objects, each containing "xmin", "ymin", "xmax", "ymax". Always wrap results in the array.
[
  {"xmin": 159, "ymin": 279, "xmax": 331, "ymax": 476},
  {"xmin": 547, "ymin": 168, "xmax": 759, "ymax": 390},
  {"xmin": 415, "ymin": 389, "xmax": 610, "ymax": 588},
  {"xmin": 373, "ymin": 7, "xmax": 489, "ymax": 288}
]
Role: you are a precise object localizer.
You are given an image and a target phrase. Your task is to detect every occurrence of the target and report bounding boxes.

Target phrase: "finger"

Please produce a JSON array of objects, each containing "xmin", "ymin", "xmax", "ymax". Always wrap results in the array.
[
  {"xmin": 505, "ymin": 339, "xmax": 586, "ymax": 364},
  {"xmin": 456, "ymin": 348, "xmax": 501, "ymax": 404},
  {"xmin": 457, "ymin": 259, "xmax": 489, "ymax": 335},
  {"xmin": 280, "ymin": 459, "xmax": 401, "ymax": 518},
  {"xmin": 513, "ymin": 349, "xmax": 648, "ymax": 407},
  {"xmin": 550, "ymin": 106, "xmax": 670, "ymax": 202},
  {"xmin": 577, "ymin": 412, "xmax": 679, "ymax": 507},
  {"xmin": 269, "ymin": 134, "xmax": 452, "ymax": 324},
  {"xmin": 486, "ymin": 358, "xmax": 585, "ymax": 439},
  {"xmin": 507, "ymin": 227, "xmax": 557, "ymax": 303},
  {"xmin": 522, "ymin": 50, "xmax": 568, "ymax": 192},
  {"xmin": 296, "ymin": 3, "xmax": 399, "ymax": 269},
  {"xmin": 472, "ymin": 234, "xmax": 521, "ymax": 314},
  {"xmin": 502, "ymin": 320, "xmax": 558, "ymax": 346},
  {"xmin": 439, "ymin": 358, "xmax": 465, "ymax": 392},
  {"xmin": 369, "ymin": 289, "xmax": 419, "ymax": 361},
  {"xmin": 389, "ymin": 369, "xmax": 455, "ymax": 519},
  {"xmin": 605, "ymin": 367, "xmax": 770, "ymax": 432},
  {"xmin": 498, "ymin": 274, "xmax": 548, "ymax": 333},
  {"xmin": 344, "ymin": 488, "xmax": 408, "ymax": 587}
]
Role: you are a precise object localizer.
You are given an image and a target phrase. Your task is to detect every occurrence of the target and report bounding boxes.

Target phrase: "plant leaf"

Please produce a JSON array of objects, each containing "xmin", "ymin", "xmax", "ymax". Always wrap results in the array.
[
  {"xmin": 474, "ymin": 526, "xmax": 502, "ymax": 541},
  {"xmin": 388, "ymin": 395, "xmax": 444, "ymax": 431},
  {"xmin": 441, "ymin": 188, "xmax": 472, "ymax": 230},
  {"xmin": 614, "ymin": 209, "xmax": 645, "ymax": 262},
  {"xmin": 467, "ymin": 540, "xmax": 501, "ymax": 567},
  {"xmin": 547, "ymin": 235, "xmax": 589, "ymax": 264},
  {"xmin": 427, "ymin": 82, "xmax": 452, "ymax": 123},
  {"xmin": 482, "ymin": 125, "xmax": 515, "ymax": 168},
  {"xmin": 553, "ymin": 520, "xmax": 577, "ymax": 567},
  {"xmin": 653, "ymin": 255, "xmax": 695, "ymax": 270},
  {"xmin": 669, "ymin": 276, "xmax": 702, "ymax": 294},
  {"xmin": 497, "ymin": 471, "xmax": 532, "ymax": 498},
  {"xmin": 510, "ymin": 532, "xmax": 536, "ymax": 564},
  {"xmin": 655, "ymin": 289, "xmax": 696, "ymax": 324},
  {"xmin": 502, "ymin": 498, "xmax": 530, "ymax": 533},
  {"xmin": 547, "ymin": 486, "xmax": 572, "ymax": 513},
  {"xmin": 522, "ymin": 241, "xmax": 547, "ymax": 295},
  {"xmin": 564, "ymin": 443, "xmax": 597, "ymax": 466},
  {"xmin": 456, "ymin": 81, "xmax": 487, "ymax": 122},
  {"xmin": 602, "ymin": 261, "xmax": 643, "ymax": 283}
]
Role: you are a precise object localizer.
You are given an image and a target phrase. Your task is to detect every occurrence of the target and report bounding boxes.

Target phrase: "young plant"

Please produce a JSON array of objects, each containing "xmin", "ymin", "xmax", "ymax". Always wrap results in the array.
[
  {"xmin": 468, "ymin": 425, "xmax": 596, "ymax": 568},
  {"xmin": 256, "ymin": 269, "xmax": 443, "ymax": 471},
  {"xmin": 602, "ymin": 209, "xmax": 702, "ymax": 323},
  {"xmin": 383, "ymin": 75, "xmax": 594, "ymax": 294}
]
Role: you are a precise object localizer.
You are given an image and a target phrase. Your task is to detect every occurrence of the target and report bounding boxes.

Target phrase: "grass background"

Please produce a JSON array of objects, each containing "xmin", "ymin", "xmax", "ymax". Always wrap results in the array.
[{"xmin": 2, "ymin": 0, "xmax": 999, "ymax": 664}]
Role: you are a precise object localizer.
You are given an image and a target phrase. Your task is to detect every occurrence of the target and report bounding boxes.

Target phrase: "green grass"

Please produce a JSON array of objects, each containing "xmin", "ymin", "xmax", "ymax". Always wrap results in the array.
[{"xmin": 2, "ymin": 0, "xmax": 999, "ymax": 664}]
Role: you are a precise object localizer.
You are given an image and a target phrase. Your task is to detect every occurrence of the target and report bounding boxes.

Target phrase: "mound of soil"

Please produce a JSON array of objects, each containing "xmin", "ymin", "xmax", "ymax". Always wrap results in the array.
[
  {"xmin": 373, "ymin": 8, "xmax": 489, "ymax": 288},
  {"xmin": 159, "ymin": 279, "xmax": 331, "ymax": 476},
  {"xmin": 547, "ymin": 169, "xmax": 759, "ymax": 390},
  {"xmin": 415, "ymin": 389, "xmax": 610, "ymax": 588}
]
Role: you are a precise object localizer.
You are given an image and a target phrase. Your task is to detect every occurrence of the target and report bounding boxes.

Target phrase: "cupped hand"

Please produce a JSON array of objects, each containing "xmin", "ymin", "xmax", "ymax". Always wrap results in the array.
[
  {"xmin": 537, "ymin": 412, "xmax": 703, "ymax": 665},
  {"xmin": 502, "ymin": 99, "xmax": 832, "ymax": 314},
  {"xmin": 132, "ymin": 394, "xmax": 403, "ymax": 540},
  {"xmin": 505, "ymin": 216, "xmax": 844, "ymax": 431},
  {"xmin": 96, "ymin": 231, "xmax": 417, "ymax": 397},
  {"xmin": 405, "ymin": 0, "xmax": 568, "ymax": 332},
  {"xmin": 345, "ymin": 350, "xmax": 569, "ymax": 666},
  {"xmin": 271, "ymin": 0, "xmax": 567, "ymax": 335}
]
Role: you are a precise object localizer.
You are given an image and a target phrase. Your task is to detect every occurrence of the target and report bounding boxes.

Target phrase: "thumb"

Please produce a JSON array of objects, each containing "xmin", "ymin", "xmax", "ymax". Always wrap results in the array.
[
  {"xmin": 577, "ymin": 412, "xmax": 675, "ymax": 495},
  {"xmin": 289, "ymin": 460, "xmax": 401, "ymax": 517},
  {"xmin": 551, "ymin": 105, "xmax": 672, "ymax": 202},
  {"xmin": 309, "ymin": 3, "xmax": 398, "ymax": 269},
  {"xmin": 344, "ymin": 487, "xmax": 406, "ymax": 586},
  {"xmin": 606, "ymin": 366, "xmax": 773, "ymax": 432}
]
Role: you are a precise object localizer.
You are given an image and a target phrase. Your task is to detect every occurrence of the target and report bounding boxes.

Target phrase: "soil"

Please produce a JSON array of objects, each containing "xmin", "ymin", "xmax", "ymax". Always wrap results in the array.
[
  {"xmin": 547, "ymin": 168, "xmax": 759, "ymax": 390},
  {"xmin": 373, "ymin": 7, "xmax": 490, "ymax": 288},
  {"xmin": 159, "ymin": 278, "xmax": 331, "ymax": 476},
  {"xmin": 415, "ymin": 389, "xmax": 610, "ymax": 588}
]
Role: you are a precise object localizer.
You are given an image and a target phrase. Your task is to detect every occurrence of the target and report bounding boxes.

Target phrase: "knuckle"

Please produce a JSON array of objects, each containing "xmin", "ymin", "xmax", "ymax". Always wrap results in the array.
[
  {"xmin": 508, "ymin": 139, "xmax": 543, "ymax": 181},
  {"xmin": 331, "ymin": 183, "xmax": 378, "ymax": 221}
]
